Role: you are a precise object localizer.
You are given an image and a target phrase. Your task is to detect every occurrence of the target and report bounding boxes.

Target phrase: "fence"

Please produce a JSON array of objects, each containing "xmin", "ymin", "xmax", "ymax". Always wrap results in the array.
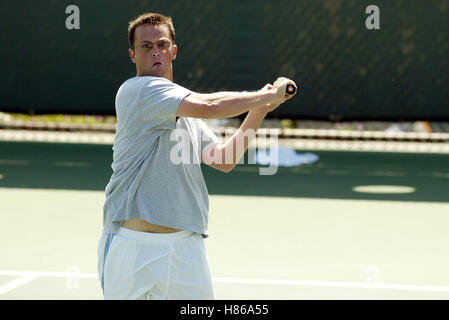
[{"xmin": 1, "ymin": 0, "xmax": 448, "ymax": 120}]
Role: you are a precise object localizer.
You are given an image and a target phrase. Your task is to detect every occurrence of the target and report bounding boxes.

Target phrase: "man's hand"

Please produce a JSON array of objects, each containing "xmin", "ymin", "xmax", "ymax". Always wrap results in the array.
[
  {"xmin": 256, "ymin": 77, "xmax": 297, "ymax": 114},
  {"xmin": 272, "ymin": 77, "xmax": 297, "ymax": 103}
]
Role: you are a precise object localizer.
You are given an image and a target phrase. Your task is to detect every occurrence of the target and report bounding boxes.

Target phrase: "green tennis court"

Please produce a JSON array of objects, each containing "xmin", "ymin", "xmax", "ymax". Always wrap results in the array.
[{"xmin": 1, "ymin": 141, "xmax": 449, "ymax": 299}]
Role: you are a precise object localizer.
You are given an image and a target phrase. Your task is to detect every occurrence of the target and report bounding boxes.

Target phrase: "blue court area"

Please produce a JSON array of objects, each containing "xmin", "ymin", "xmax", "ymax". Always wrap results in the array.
[{"xmin": 1, "ymin": 141, "xmax": 449, "ymax": 299}]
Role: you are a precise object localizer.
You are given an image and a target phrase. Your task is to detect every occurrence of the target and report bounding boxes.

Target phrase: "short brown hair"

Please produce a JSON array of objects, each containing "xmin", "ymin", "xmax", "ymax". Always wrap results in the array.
[{"xmin": 128, "ymin": 13, "xmax": 176, "ymax": 49}]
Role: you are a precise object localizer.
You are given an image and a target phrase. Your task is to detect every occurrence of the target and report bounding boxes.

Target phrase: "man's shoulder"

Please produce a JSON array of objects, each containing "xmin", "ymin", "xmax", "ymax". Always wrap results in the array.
[
  {"xmin": 117, "ymin": 76, "xmax": 162, "ymax": 97},
  {"xmin": 120, "ymin": 76, "xmax": 160, "ymax": 87},
  {"xmin": 127, "ymin": 76, "xmax": 175, "ymax": 85},
  {"xmin": 120, "ymin": 76, "xmax": 181, "ymax": 93}
]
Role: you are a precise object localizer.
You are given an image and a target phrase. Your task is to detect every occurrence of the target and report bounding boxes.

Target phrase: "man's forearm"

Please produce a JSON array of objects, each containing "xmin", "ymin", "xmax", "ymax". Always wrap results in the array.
[
  {"xmin": 217, "ymin": 108, "xmax": 268, "ymax": 170},
  {"xmin": 190, "ymin": 91, "xmax": 277, "ymax": 118}
]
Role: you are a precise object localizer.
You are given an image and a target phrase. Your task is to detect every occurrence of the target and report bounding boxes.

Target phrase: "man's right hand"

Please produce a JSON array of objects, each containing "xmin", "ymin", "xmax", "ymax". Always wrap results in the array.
[{"xmin": 271, "ymin": 77, "xmax": 297, "ymax": 104}]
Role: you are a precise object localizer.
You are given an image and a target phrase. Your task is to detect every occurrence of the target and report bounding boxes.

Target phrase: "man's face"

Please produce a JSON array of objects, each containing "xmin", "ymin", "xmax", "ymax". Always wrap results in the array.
[{"xmin": 129, "ymin": 24, "xmax": 177, "ymax": 80}]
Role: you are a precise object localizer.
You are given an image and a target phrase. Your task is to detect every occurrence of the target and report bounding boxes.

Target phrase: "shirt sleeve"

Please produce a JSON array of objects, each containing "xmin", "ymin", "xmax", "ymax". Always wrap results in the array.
[
  {"xmin": 139, "ymin": 77, "xmax": 192, "ymax": 130},
  {"xmin": 196, "ymin": 119, "xmax": 221, "ymax": 156}
]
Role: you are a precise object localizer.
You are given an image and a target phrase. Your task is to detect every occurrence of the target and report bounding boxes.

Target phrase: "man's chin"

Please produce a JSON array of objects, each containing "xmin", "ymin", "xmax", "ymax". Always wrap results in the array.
[{"xmin": 137, "ymin": 64, "xmax": 171, "ymax": 80}]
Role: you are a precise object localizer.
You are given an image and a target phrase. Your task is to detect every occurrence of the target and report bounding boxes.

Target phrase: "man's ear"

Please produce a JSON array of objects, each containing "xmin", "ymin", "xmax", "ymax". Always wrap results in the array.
[
  {"xmin": 129, "ymin": 48, "xmax": 136, "ymax": 64},
  {"xmin": 172, "ymin": 44, "xmax": 177, "ymax": 61}
]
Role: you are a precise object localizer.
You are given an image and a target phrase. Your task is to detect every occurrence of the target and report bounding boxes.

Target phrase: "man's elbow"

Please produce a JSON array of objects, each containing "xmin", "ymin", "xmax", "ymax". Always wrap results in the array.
[
  {"xmin": 212, "ymin": 163, "xmax": 235, "ymax": 173},
  {"xmin": 221, "ymin": 163, "xmax": 236, "ymax": 173},
  {"xmin": 203, "ymin": 145, "xmax": 236, "ymax": 172}
]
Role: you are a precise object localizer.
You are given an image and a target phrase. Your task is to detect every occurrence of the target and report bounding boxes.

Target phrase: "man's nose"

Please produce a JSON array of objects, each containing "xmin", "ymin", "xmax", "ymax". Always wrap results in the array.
[{"xmin": 152, "ymin": 46, "xmax": 161, "ymax": 56}]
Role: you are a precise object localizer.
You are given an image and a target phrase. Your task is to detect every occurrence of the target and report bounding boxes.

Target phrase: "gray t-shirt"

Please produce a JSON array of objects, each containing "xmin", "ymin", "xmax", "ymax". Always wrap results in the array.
[{"xmin": 102, "ymin": 76, "xmax": 220, "ymax": 237}]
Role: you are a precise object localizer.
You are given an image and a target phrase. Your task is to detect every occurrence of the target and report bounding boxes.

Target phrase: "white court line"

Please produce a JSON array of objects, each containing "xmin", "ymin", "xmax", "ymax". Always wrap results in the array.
[
  {"xmin": 1, "ymin": 270, "xmax": 449, "ymax": 294},
  {"xmin": 213, "ymin": 277, "xmax": 449, "ymax": 293},
  {"xmin": 0, "ymin": 270, "xmax": 97, "ymax": 279},
  {"xmin": 0, "ymin": 274, "xmax": 40, "ymax": 295}
]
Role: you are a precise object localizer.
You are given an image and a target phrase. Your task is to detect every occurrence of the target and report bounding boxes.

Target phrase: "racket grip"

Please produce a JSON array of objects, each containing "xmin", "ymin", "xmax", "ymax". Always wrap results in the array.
[{"xmin": 286, "ymin": 84, "xmax": 297, "ymax": 96}]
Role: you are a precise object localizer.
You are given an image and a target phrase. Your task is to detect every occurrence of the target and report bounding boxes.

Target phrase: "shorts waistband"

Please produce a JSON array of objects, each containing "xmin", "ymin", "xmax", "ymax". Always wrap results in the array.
[{"xmin": 116, "ymin": 227, "xmax": 195, "ymax": 244}]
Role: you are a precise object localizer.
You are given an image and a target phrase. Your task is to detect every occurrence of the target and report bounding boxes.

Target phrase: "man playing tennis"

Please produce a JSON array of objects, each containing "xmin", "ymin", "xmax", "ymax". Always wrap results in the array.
[{"xmin": 97, "ymin": 12, "xmax": 297, "ymax": 300}]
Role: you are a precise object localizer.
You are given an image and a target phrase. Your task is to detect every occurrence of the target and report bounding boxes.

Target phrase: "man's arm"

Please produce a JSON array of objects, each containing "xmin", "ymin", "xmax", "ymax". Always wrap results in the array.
[
  {"xmin": 176, "ymin": 77, "xmax": 295, "ymax": 119},
  {"xmin": 177, "ymin": 90, "xmax": 276, "ymax": 119},
  {"xmin": 201, "ymin": 108, "xmax": 270, "ymax": 172},
  {"xmin": 201, "ymin": 84, "xmax": 285, "ymax": 173}
]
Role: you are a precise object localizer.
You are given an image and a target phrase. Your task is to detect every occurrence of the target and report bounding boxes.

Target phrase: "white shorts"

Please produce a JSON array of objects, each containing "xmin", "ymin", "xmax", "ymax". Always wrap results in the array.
[{"xmin": 97, "ymin": 227, "xmax": 214, "ymax": 300}]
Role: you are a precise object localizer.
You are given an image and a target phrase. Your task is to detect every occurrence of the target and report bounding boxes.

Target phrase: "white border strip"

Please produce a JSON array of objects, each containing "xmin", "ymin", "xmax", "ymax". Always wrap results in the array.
[
  {"xmin": 1, "ymin": 129, "xmax": 449, "ymax": 154},
  {"xmin": 0, "ymin": 129, "xmax": 114, "ymax": 145},
  {"xmin": 1, "ymin": 270, "xmax": 449, "ymax": 294}
]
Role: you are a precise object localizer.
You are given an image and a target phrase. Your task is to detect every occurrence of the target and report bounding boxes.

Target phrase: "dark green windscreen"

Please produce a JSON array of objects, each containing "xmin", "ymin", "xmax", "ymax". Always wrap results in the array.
[{"xmin": 1, "ymin": 0, "xmax": 447, "ymax": 120}]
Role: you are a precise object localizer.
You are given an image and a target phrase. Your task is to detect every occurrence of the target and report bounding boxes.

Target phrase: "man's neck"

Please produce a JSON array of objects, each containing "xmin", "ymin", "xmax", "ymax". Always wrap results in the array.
[
  {"xmin": 136, "ymin": 65, "xmax": 173, "ymax": 82},
  {"xmin": 136, "ymin": 72, "xmax": 172, "ymax": 81}
]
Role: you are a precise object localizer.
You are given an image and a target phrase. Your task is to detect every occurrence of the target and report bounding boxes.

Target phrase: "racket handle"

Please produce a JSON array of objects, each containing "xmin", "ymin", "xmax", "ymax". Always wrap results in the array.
[{"xmin": 286, "ymin": 84, "xmax": 297, "ymax": 96}]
